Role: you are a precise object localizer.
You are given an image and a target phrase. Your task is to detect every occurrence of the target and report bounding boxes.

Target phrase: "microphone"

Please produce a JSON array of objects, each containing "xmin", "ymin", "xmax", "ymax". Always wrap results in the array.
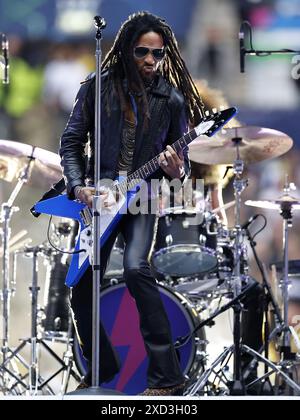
[
  {"xmin": 242, "ymin": 214, "xmax": 260, "ymax": 229},
  {"xmin": 94, "ymin": 16, "xmax": 106, "ymax": 30},
  {"xmin": 239, "ymin": 28, "xmax": 245, "ymax": 73},
  {"xmin": 1, "ymin": 33, "xmax": 9, "ymax": 84}
]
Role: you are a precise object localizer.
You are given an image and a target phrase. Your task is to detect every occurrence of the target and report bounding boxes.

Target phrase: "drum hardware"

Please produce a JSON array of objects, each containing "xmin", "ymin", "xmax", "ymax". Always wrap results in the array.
[
  {"xmin": 153, "ymin": 195, "xmax": 242, "ymax": 295},
  {"xmin": 243, "ymin": 223, "xmax": 286, "ymax": 394},
  {"xmin": 1, "ymin": 245, "xmax": 54, "ymax": 395},
  {"xmin": 0, "ymin": 229, "xmax": 29, "ymax": 258},
  {"xmin": 0, "ymin": 139, "xmax": 62, "ymax": 393},
  {"xmin": 185, "ymin": 274, "xmax": 300, "ymax": 396},
  {"xmin": 178, "ymin": 280, "xmax": 260, "ymax": 396},
  {"xmin": 185, "ymin": 132, "xmax": 300, "ymax": 396},
  {"xmin": 187, "ymin": 343, "xmax": 300, "ymax": 396},
  {"xmin": 246, "ymin": 183, "xmax": 300, "ymax": 359},
  {"xmin": 226, "ymin": 137, "xmax": 284, "ymax": 375},
  {"xmin": 245, "ymin": 182, "xmax": 300, "ymax": 394},
  {"xmin": 173, "ymin": 273, "xmax": 232, "ymax": 303},
  {"xmin": 2, "ymin": 243, "xmax": 81, "ymax": 396},
  {"xmin": 0, "ymin": 156, "xmax": 35, "ymax": 392}
]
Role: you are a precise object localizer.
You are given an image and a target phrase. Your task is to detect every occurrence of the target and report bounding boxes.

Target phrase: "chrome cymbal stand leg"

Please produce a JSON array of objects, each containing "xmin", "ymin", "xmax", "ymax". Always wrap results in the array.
[
  {"xmin": 186, "ymin": 344, "xmax": 300, "ymax": 396},
  {"xmin": 9, "ymin": 245, "xmax": 50, "ymax": 396},
  {"xmin": 0, "ymin": 202, "xmax": 18, "ymax": 390},
  {"xmin": 275, "ymin": 179, "xmax": 300, "ymax": 394},
  {"xmin": 281, "ymin": 179, "xmax": 292, "ymax": 353},
  {"xmin": 229, "ymin": 136, "xmax": 248, "ymax": 394},
  {"xmin": 28, "ymin": 247, "xmax": 40, "ymax": 395}
]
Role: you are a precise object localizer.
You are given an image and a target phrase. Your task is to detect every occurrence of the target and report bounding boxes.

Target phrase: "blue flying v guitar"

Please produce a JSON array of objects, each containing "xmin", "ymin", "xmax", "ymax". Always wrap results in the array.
[{"xmin": 34, "ymin": 107, "xmax": 237, "ymax": 287}]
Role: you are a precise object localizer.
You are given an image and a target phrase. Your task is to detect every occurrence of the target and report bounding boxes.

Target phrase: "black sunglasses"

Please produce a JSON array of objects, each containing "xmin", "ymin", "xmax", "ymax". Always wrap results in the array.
[{"xmin": 134, "ymin": 46, "xmax": 165, "ymax": 61}]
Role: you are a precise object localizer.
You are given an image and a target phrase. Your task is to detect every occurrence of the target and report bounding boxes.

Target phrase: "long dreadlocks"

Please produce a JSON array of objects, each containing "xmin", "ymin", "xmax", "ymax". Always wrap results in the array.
[{"xmin": 102, "ymin": 11, "xmax": 205, "ymax": 126}]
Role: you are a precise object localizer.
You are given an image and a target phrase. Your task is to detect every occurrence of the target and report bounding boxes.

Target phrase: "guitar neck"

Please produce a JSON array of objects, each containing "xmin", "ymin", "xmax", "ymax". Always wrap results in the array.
[{"xmin": 118, "ymin": 127, "xmax": 199, "ymax": 193}]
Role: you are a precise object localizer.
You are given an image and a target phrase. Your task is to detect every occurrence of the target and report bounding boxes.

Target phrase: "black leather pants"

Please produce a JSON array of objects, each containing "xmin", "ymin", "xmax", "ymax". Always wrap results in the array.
[{"xmin": 71, "ymin": 211, "xmax": 184, "ymax": 388}]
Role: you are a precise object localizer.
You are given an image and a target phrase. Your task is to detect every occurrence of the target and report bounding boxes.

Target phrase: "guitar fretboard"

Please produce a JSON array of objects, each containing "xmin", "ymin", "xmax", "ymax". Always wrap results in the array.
[{"xmin": 118, "ymin": 127, "xmax": 198, "ymax": 195}]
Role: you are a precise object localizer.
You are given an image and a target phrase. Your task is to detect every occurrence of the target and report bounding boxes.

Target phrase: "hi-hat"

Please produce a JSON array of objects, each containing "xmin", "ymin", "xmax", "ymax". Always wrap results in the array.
[
  {"xmin": 188, "ymin": 126, "xmax": 293, "ymax": 165},
  {"xmin": 0, "ymin": 140, "xmax": 62, "ymax": 189}
]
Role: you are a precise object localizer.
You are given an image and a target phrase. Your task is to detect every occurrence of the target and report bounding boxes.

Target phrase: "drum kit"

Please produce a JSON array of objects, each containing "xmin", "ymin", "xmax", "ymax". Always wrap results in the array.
[
  {"xmin": 0, "ymin": 142, "xmax": 81, "ymax": 395},
  {"xmin": 0, "ymin": 123, "xmax": 300, "ymax": 396}
]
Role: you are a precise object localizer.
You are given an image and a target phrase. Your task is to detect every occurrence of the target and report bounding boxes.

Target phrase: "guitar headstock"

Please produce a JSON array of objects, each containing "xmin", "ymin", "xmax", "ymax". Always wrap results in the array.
[{"xmin": 194, "ymin": 106, "xmax": 237, "ymax": 138}]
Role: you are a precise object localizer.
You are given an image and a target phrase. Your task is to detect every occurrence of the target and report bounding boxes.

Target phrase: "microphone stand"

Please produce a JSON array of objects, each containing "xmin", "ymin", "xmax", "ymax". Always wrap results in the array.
[
  {"xmin": 71, "ymin": 16, "xmax": 123, "ymax": 396},
  {"xmin": 239, "ymin": 21, "xmax": 300, "ymax": 73},
  {"xmin": 1, "ymin": 33, "xmax": 9, "ymax": 84},
  {"xmin": 91, "ymin": 16, "xmax": 106, "ymax": 392}
]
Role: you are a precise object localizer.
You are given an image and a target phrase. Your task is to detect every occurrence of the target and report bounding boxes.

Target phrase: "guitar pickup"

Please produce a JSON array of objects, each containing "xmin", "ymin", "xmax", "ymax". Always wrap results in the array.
[{"xmin": 80, "ymin": 207, "xmax": 92, "ymax": 227}]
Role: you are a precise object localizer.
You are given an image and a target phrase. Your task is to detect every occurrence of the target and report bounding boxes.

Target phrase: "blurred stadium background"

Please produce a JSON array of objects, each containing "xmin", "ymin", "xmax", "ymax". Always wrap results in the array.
[{"xmin": 0, "ymin": 0, "xmax": 300, "ymax": 395}]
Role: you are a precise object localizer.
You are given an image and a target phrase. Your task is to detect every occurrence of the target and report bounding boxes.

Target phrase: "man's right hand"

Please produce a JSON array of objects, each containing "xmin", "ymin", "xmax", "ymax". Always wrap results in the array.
[{"xmin": 75, "ymin": 186, "xmax": 109, "ymax": 209}]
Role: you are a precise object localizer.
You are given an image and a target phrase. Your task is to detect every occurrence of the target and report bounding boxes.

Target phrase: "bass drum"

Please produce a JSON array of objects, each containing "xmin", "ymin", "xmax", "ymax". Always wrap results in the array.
[{"xmin": 73, "ymin": 281, "xmax": 206, "ymax": 395}]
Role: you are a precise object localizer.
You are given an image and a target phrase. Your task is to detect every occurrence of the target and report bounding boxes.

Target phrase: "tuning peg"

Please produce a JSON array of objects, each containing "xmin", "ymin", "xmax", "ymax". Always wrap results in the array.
[
  {"xmin": 212, "ymin": 108, "xmax": 217, "ymax": 114},
  {"xmin": 205, "ymin": 110, "xmax": 210, "ymax": 117}
]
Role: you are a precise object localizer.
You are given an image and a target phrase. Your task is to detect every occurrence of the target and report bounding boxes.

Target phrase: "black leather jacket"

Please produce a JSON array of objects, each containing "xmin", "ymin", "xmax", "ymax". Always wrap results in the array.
[{"xmin": 59, "ymin": 71, "xmax": 190, "ymax": 198}]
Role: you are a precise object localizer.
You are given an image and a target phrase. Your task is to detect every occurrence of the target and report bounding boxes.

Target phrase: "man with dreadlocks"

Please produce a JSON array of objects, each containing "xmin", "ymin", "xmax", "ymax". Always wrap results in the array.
[{"xmin": 60, "ymin": 12, "xmax": 204, "ymax": 395}]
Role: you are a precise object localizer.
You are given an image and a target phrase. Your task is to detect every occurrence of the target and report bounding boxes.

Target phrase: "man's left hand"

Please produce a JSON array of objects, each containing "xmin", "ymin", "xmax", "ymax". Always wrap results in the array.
[{"xmin": 159, "ymin": 145, "xmax": 185, "ymax": 179}]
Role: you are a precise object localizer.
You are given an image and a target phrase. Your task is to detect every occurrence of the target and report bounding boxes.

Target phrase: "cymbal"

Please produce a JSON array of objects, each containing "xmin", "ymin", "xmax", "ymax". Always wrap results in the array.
[
  {"xmin": 0, "ymin": 140, "xmax": 62, "ymax": 189},
  {"xmin": 245, "ymin": 194, "xmax": 300, "ymax": 211},
  {"xmin": 188, "ymin": 126, "xmax": 293, "ymax": 165}
]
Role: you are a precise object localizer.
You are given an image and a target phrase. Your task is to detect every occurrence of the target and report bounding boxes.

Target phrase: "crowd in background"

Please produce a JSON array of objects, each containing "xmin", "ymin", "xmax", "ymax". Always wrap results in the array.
[{"xmin": 0, "ymin": 0, "xmax": 299, "ymax": 270}]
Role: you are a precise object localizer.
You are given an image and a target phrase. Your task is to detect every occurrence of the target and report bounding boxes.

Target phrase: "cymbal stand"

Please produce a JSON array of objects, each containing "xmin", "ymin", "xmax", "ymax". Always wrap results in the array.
[
  {"xmin": 187, "ymin": 137, "xmax": 300, "ymax": 396},
  {"xmin": 187, "ymin": 135, "xmax": 250, "ymax": 395},
  {"xmin": 275, "ymin": 181, "xmax": 300, "ymax": 393},
  {"xmin": 0, "ymin": 156, "xmax": 34, "ymax": 392},
  {"xmin": 27, "ymin": 245, "xmax": 42, "ymax": 394},
  {"xmin": 4, "ymin": 244, "xmax": 81, "ymax": 396},
  {"xmin": 228, "ymin": 135, "xmax": 248, "ymax": 394},
  {"xmin": 280, "ymin": 181, "xmax": 295, "ymax": 354},
  {"xmin": 2, "ymin": 245, "xmax": 54, "ymax": 395}
]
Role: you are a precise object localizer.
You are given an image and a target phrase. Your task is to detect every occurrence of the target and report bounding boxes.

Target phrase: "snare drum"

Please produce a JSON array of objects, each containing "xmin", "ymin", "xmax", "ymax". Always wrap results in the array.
[
  {"xmin": 73, "ymin": 281, "xmax": 206, "ymax": 395},
  {"xmin": 152, "ymin": 208, "xmax": 219, "ymax": 278}
]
